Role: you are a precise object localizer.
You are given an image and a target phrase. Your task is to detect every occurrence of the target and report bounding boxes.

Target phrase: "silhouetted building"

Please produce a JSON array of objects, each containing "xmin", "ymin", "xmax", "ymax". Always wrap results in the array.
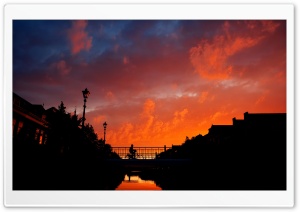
[
  {"xmin": 208, "ymin": 125, "xmax": 234, "ymax": 144},
  {"xmin": 207, "ymin": 112, "xmax": 286, "ymax": 145},
  {"xmin": 206, "ymin": 111, "xmax": 286, "ymax": 189},
  {"xmin": 242, "ymin": 111, "xmax": 286, "ymax": 136},
  {"xmin": 13, "ymin": 93, "xmax": 48, "ymax": 145},
  {"xmin": 231, "ymin": 112, "xmax": 286, "ymax": 146},
  {"xmin": 46, "ymin": 106, "xmax": 59, "ymax": 114}
]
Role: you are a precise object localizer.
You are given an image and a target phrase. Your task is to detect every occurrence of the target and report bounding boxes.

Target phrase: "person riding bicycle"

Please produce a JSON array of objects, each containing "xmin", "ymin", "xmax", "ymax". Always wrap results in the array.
[{"xmin": 129, "ymin": 144, "xmax": 137, "ymax": 159}]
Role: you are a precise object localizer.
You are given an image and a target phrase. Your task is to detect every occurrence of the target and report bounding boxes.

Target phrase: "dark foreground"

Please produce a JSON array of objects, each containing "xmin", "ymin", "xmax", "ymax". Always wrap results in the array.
[
  {"xmin": 13, "ymin": 143, "xmax": 125, "ymax": 190},
  {"xmin": 13, "ymin": 140, "xmax": 286, "ymax": 190}
]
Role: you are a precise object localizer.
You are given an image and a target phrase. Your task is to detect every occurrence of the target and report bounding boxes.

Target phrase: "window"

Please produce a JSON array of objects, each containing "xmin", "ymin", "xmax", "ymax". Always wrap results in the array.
[
  {"xmin": 17, "ymin": 121, "xmax": 23, "ymax": 134},
  {"xmin": 39, "ymin": 130, "xmax": 44, "ymax": 145},
  {"xmin": 35, "ymin": 128, "xmax": 40, "ymax": 141}
]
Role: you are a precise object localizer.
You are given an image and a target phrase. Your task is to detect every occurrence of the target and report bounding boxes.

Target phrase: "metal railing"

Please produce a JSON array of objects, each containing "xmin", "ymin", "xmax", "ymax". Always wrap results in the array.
[{"xmin": 111, "ymin": 146, "xmax": 172, "ymax": 159}]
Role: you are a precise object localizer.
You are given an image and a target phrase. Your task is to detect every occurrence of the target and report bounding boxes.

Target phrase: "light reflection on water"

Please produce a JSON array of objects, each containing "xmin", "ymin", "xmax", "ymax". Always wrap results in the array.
[{"xmin": 116, "ymin": 172, "xmax": 161, "ymax": 190}]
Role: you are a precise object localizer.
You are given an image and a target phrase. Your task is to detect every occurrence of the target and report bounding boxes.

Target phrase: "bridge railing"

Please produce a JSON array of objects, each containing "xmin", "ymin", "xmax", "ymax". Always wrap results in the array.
[{"xmin": 111, "ymin": 146, "xmax": 172, "ymax": 159}]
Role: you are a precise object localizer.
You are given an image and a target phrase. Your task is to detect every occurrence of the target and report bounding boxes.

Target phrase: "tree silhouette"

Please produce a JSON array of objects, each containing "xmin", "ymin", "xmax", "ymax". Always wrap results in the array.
[{"xmin": 58, "ymin": 101, "xmax": 66, "ymax": 114}]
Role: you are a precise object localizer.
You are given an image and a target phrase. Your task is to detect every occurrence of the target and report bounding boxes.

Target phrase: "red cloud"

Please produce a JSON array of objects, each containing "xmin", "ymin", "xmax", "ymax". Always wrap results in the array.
[
  {"xmin": 55, "ymin": 60, "xmax": 71, "ymax": 76},
  {"xmin": 123, "ymin": 56, "xmax": 129, "ymax": 65},
  {"xmin": 189, "ymin": 21, "xmax": 280, "ymax": 80},
  {"xmin": 68, "ymin": 20, "xmax": 93, "ymax": 55}
]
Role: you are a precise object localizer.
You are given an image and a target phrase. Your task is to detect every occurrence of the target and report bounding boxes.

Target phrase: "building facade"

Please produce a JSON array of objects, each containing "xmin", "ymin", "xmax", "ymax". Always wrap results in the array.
[{"xmin": 13, "ymin": 93, "xmax": 48, "ymax": 145}]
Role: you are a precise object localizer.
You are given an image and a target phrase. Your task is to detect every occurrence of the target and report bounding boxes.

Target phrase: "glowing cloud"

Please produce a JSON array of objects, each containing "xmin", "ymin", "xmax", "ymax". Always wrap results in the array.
[
  {"xmin": 199, "ymin": 91, "xmax": 209, "ymax": 103},
  {"xmin": 106, "ymin": 99, "xmax": 191, "ymax": 146},
  {"xmin": 68, "ymin": 20, "xmax": 93, "ymax": 55},
  {"xmin": 189, "ymin": 21, "xmax": 280, "ymax": 80}
]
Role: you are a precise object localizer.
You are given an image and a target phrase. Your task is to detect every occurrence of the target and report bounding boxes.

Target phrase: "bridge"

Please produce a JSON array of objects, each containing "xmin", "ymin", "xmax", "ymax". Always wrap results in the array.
[
  {"xmin": 109, "ymin": 145, "xmax": 191, "ymax": 172},
  {"xmin": 111, "ymin": 146, "xmax": 173, "ymax": 159}
]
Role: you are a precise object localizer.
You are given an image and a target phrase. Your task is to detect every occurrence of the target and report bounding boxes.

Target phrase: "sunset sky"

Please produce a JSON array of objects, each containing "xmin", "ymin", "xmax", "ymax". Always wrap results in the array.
[{"xmin": 13, "ymin": 20, "xmax": 286, "ymax": 147}]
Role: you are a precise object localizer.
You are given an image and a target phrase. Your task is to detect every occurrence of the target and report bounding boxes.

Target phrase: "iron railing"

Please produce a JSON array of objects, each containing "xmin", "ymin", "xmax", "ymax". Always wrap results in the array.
[{"xmin": 111, "ymin": 146, "xmax": 172, "ymax": 159}]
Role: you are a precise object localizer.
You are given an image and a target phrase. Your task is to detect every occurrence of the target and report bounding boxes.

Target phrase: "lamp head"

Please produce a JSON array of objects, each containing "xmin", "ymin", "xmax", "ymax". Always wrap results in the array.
[
  {"xmin": 82, "ymin": 88, "xmax": 90, "ymax": 99},
  {"xmin": 103, "ymin": 121, "xmax": 107, "ymax": 128}
]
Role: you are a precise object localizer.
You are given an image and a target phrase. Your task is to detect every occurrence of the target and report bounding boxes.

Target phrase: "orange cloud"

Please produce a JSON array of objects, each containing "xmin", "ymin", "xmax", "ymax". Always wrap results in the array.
[
  {"xmin": 93, "ymin": 115, "xmax": 106, "ymax": 125},
  {"xmin": 106, "ymin": 99, "xmax": 191, "ymax": 147},
  {"xmin": 199, "ymin": 91, "xmax": 209, "ymax": 103},
  {"xmin": 189, "ymin": 21, "xmax": 280, "ymax": 80},
  {"xmin": 68, "ymin": 20, "xmax": 93, "ymax": 55},
  {"xmin": 141, "ymin": 99, "xmax": 155, "ymax": 117},
  {"xmin": 172, "ymin": 108, "xmax": 188, "ymax": 126},
  {"xmin": 255, "ymin": 90, "xmax": 270, "ymax": 106},
  {"xmin": 210, "ymin": 111, "xmax": 231, "ymax": 123},
  {"xmin": 138, "ymin": 99, "xmax": 156, "ymax": 139}
]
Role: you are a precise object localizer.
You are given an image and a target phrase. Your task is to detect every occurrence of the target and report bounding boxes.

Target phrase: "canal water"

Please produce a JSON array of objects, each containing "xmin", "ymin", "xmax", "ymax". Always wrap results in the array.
[{"xmin": 116, "ymin": 171, "xmax": 161, "ymax": 190}]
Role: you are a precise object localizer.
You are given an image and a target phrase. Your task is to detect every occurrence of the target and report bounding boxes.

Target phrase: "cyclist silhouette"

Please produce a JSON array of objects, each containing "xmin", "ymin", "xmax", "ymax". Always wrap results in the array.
[{"xmin": 128, "ymin": 144, "xmax": 137, "ymax": 159}]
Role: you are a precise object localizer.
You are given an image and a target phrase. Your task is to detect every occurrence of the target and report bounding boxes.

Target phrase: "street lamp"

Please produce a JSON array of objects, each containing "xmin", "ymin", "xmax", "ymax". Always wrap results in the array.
[
  {"xmin": 82, "ymin": 88, "xmax": 90, "ymax": 128},
  {"xmin": 103, "ymin": 121, "xmax": 107, "ymax": 144}
]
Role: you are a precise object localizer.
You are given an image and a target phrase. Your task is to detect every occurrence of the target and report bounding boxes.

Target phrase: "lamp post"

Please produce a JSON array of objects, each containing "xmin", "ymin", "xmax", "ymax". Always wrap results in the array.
[
  {"xmin": 82, "ymin": 88, "xmax": 90, "ymax": 129},
  {"xmin": 103, "ymin": 121, "xmax": 107, "ymax": 144}
]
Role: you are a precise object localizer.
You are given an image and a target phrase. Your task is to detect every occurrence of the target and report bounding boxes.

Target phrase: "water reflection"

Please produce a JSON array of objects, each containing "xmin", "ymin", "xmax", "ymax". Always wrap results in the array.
[{"xmin": 116, "ymin": 171, "xmax": 161, "ymax": 190}]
